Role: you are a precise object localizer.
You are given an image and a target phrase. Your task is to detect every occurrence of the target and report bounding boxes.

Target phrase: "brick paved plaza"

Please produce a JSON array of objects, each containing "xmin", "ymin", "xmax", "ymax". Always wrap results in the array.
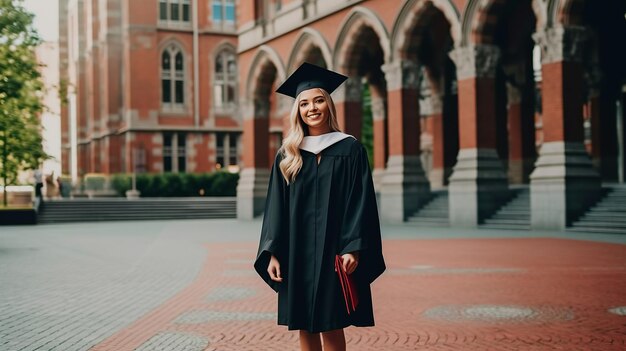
[{"xmin": 1, "ymin": 220, "xmax": 625, "ymax": 351}]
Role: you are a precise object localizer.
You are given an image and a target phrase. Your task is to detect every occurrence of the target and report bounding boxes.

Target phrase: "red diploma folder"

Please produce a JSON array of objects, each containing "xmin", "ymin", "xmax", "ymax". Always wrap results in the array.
[{"xmin": 335, "ymin": 255, "xmax": 359, "ymax": 314}]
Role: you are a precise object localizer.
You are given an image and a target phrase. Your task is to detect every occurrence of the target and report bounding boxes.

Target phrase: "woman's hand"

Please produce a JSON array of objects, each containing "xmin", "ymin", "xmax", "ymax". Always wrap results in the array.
[
  {"xmin": 267, "ymin": 254, "xmax": 283, "ymax": 282},
  {"xmin": 341, "ymin": 252, "xmax": 359, "ymax": 275}
]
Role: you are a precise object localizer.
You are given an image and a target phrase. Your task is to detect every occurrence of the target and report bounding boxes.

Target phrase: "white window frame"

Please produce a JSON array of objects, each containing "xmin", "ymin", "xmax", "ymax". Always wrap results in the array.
[
  {"xmin": 161, "ymin": 44, "xmax": 186, "ymax": 112},
  {"xmin": 213, "ymin": 49, "xmax": 238, "ymax": 113},
  {"xmin": 163, "ymin": 132, "xmax": 187, "ymax": 173},
  {"xmin": 212, "ymin": 0, "xmax": 236, "ymax": 29},
  {"xmin": 159, "ymin": 0, "xmax": 191, "ymax": 23},
  {"xmin": 215, "ymin": 132, "xmax": 239, "ymax": 170}
]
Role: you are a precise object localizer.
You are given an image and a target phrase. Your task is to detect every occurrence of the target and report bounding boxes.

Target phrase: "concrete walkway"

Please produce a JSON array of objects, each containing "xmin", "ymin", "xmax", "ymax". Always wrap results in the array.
[{"xmin": 1, "ymin": 220, "xmax": 625, "ymax": 350}]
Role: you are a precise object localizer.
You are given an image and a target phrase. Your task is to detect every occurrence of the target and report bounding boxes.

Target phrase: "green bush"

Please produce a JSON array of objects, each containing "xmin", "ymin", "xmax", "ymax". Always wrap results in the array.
[
  {"xmin": 210, "ymin": 172, "xmax": 239, "ymax": 196},
  {"xmin": 110, "ymin": 174, "xmax": 131, "ymax": 196},
  {"xmin": 110, "ymin": 172, "xmax": 239, "ymax": 197},
  {"xmin": 163, "ymin": 173, "xmax": 185, "ymax": 197},
  {"xmin": 84, "ymin": 173, "xmax": 107, "ymax": 191},
  {"xmin": 59, "ymin": 175, "xmax": 73, "ymax": 198}
]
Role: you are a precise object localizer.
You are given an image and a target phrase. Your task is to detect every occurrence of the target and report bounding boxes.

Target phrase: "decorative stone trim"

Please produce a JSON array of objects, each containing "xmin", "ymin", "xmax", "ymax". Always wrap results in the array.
[
  {"xmin": 371, "ymin": 98, "xmax": 386, "ymax": 121},
  {"xmin": 253, "ymin": 98, "xmax": 270, "ymax": 118},
  {"xmin": 420, "ymin": 94, "xmax": 443, "ymax": 116},
  {"xmin": 501, "ymin": 64, "xmax": 526, "ymax": 104},
  {"xmin": 333, "ymin": 77, "xmax": 362, "ymax": 103},
  {"xmin": 506, "ymin": 83, "xmax": 522, "ymax": 105},
  {"xmin": 418, "ymin": 73, "xmax": 443, "ymax": 115},
  {"xmin": 241, "ymin": 100, "xmax": 254, "ymax": 121},
  {"xmin": 382, "ymin": 60, "xmax": 420, "ymax": 91},
  {"xmin": 449, "ymin": 45, "xmax": 500, "ymax": 80},
  {"xmin": 276, "ymin": 95, "xmax": 293, "ymax": 116},
  {"xmin": 532, "ymin": 26, "xmax": 589, "ymax": 64}
]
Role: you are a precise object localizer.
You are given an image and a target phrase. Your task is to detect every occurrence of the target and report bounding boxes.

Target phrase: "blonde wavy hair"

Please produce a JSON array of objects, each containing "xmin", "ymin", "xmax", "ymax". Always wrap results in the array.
[{"xmin": 279, "ymin": 88, "xmax": 341, "ymax": 184}]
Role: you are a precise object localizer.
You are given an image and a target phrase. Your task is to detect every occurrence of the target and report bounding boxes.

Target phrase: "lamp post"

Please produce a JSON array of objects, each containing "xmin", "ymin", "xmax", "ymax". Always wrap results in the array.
[{"xmin": 126, "ymin": 145, "xmax": 144, "ymax": 199}]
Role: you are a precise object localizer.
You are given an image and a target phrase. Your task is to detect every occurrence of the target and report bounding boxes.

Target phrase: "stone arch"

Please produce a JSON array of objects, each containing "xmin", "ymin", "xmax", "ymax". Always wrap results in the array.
[
  {"xmin": 211, "ymin": 40, "xmax": 236, "ymax": 58},
  {"xmin": 246, "ymin": 45, "xmax": 286, "ymax": 103},
  {"xmin": 461, "ymin": 0, "xmax": 546, "ymax": 45},
  {"xmin": 333, "ymin": 6, "xmax": 391, "ymax": 73},
  {"xmin": 458, "ymin": 0, "xmax": 544, "ymax": 185},
  {"xmin": 390, "ymin": 0, "xmax": 462, "ymax": 60},
  {"xmin": 158, "ymin": 37, "xmax": 189, "ymax": 54},
  {"xmin": 390, "ymin": 0, "xmax": 461, "ymax": 189},
  {"xmin": 286, "ymin": 28, "xmax": 333, "ymax": 72}
]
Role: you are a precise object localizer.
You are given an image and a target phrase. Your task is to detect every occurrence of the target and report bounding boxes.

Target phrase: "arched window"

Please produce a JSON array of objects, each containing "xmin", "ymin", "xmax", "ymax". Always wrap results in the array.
[
  {"xmin": 160, "ymin": 0, "xmax": 191, "ymax": 22},
  {"xmin": 214, "ymin": 49, "xmax": 237, "ymax": 109},
  {"xmin": 161, "ymin": 44, "xmax": 185, "ymax": 108}
]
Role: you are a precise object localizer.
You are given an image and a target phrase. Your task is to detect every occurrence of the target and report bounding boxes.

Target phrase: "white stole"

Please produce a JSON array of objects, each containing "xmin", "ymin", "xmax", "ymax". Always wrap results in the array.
[{"xmin": 299, "ymin": 132, "xmax": 355, "ymax": 155}]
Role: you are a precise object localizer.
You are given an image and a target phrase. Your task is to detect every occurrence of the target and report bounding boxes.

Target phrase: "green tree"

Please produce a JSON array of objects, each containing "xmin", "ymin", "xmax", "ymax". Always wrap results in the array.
[{"xmin": 0, "ymin": 0, "xmax": 47, "ymax": 206}]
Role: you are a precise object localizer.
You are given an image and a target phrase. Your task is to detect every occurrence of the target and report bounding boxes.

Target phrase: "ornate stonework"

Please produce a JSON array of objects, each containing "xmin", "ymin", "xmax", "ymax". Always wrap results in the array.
[
  {"xmin": 276, "ymin": 95, "xmax": 292, "ymax": 116},
  {"xmin": 449, "ymin": 45, "xmax": 500, "ymax": 80},
  {"xmin": 253, "ymin": 98, "xmax": 270, "ymax": 119},
  {"xmin": 532, "ymin": 26, "xmax": 589, "ymax": 64},
  {"xmin": 241, "ymin": 100, "xmax": 255, "ymax": 121},
  {"xmin": 371, "ymin": 97, "xmax": 386, "ymax": 121},
  {"xmin": 506, "ymin": 83, "xmax": 522, "ymax": 105},
  {"xmin": 420, "ymin": 94, "xmax": 443, "ymax": 116},
  {"xmin": 333, "ymin": 77, "xmax": 362, "ymax": 103},
  {"xmin": 382, "ymin": 60, "xmax": 421, "ymax": 91},
  {"xmin": 418, "ymin": 72, "xmax": 442, "ymax": 115}
]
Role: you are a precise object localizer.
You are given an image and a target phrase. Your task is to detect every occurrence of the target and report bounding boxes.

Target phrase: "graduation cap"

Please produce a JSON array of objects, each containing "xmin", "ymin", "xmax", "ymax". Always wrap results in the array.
[{"xmin": 276, "ymin": 62, "xmax": 348, "ymax": 98}]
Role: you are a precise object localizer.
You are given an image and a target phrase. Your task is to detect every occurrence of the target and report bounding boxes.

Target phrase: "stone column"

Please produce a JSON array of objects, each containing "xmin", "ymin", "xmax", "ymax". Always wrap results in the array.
[
  {"xmin": 379, "ymin": 60, "xmax": 430, "ymax": 222},
  {"xmin": 587, "ymin": 65, "xmax": 602, "ymax": 171},
  {"xmin": 621, "ymin": 88, "xmax": 626, "ymax": 183},
  {"xmin": 448, "ymin": 45, "xmax": 509, "ymax": 227},
  {"xmin": 371, "ymin": 96, "xmax": 387, "ymax": 193},
  {"xmin": 421, "ymin": 90, "xmax": 445, "ymax": 189},
  {"xmin": 333, "ymin": 77, "xmax": 363, "ymax": 140},
  {"xmin": 236, "ymin": 98, "xmax": 271, "ymax": 219},
  {"xmin": 503, "ymin": 63, "xmax": 536, "ymax": 185},
  {"xmin": 530, "ymin": 26, "xmax": 601, "ymax": 230}
]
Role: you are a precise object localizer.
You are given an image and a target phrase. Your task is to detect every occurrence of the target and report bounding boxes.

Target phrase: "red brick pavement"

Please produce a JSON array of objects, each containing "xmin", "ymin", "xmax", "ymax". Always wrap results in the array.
[{"xmin": 90, "ymin": 238, "xmax": 626, "ymax": 350}]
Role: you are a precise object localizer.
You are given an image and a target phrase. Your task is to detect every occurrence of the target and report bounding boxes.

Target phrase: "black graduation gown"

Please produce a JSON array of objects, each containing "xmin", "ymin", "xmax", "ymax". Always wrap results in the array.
[{"xmin": 254, "ymin": 137, "xmax": 386, "ymax": 333}]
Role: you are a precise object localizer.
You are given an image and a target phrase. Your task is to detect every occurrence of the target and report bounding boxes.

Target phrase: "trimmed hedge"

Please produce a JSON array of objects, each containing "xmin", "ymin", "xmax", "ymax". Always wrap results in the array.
[{"xmin": 110, "ymin": 172, "xmax": 239, "ymax": 197}]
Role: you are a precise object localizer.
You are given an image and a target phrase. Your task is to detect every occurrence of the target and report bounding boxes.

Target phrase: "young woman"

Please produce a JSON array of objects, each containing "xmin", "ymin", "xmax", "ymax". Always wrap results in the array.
[{"xmin": 254, "ymin": 63, "xmax": 385, "ymax": 351}]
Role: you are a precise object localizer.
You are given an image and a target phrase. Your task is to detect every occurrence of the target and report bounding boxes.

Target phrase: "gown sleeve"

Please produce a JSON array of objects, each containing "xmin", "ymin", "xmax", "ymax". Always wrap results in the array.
[
  {"xmin": 254, "ymin": 152, "xmax": 289, "ymax": 292},
  {"xmin": 338, "ymin": 142, "xmax": 386, "ymax": 284}
]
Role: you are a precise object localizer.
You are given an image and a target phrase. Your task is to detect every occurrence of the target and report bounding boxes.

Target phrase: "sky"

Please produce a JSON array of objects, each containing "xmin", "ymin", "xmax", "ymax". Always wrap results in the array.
[{"xmin": 23, "ymin": 0, "xmax": 59, "ymax": 42}]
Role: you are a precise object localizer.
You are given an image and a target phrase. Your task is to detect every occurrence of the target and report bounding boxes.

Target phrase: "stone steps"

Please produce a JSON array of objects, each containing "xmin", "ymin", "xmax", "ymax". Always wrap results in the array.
[
  {"xmin": 406, "ymin": 192, "xmax": 449, "ymax": 227},
  {"xmin": 37, "ymin": 198, "xmax": 237, "ymax": 224},
  {"xmin": 480, "ymin": 188, "xmax": 530, "ymax": 231},
  {"xmin": 569, "ymin": 186, "xmax": 626, "ymax": 234}
]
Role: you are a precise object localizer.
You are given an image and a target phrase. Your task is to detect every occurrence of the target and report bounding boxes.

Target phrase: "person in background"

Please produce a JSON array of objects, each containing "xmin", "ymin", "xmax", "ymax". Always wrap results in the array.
[
  {"xmin": 34, "ymin": 168, "xmax": 44, "ymax": 203},
  {"xmin": 56, "ymin": 175, "xmax": 63, "ymax": 198}
]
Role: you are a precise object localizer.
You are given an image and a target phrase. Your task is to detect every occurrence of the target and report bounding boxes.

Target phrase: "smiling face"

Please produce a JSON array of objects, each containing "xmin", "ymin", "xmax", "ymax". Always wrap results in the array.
[{"xmin": 298, "ymin": 88, "xmax": 331, "ymax": 136}]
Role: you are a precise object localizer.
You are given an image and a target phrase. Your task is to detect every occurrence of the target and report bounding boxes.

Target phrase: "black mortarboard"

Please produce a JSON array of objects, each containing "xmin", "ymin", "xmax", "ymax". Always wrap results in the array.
[{"xmin": 275, "ymin": 62, "xmax": 348, "ymax": 98}]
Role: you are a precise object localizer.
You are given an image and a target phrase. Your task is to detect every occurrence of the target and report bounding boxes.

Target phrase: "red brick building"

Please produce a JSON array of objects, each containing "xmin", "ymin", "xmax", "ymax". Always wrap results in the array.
[
  {"xmin": 59, "ymin": 0, "xmax": 625, "ymax": 231},
  {"xmin": 235, "ymin": 0, "xmax": 626, "ymax": 230},
  {"xmin": 59, "ymin": 0, "xmax": 240, "ymax": 180}
]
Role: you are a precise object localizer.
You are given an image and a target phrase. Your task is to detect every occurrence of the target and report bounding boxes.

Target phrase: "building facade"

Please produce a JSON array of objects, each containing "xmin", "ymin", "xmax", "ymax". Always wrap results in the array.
[
  {"xmin": 59, "ymin": 0, "xmax": 241, "ymax": 181},
  {"xmin": 236, "ymin": 0, "xmax": 626, "ymax": 230},
  {"xmin": 36, "ymin": 42, "xmax": 63, "ymax": 179}
]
